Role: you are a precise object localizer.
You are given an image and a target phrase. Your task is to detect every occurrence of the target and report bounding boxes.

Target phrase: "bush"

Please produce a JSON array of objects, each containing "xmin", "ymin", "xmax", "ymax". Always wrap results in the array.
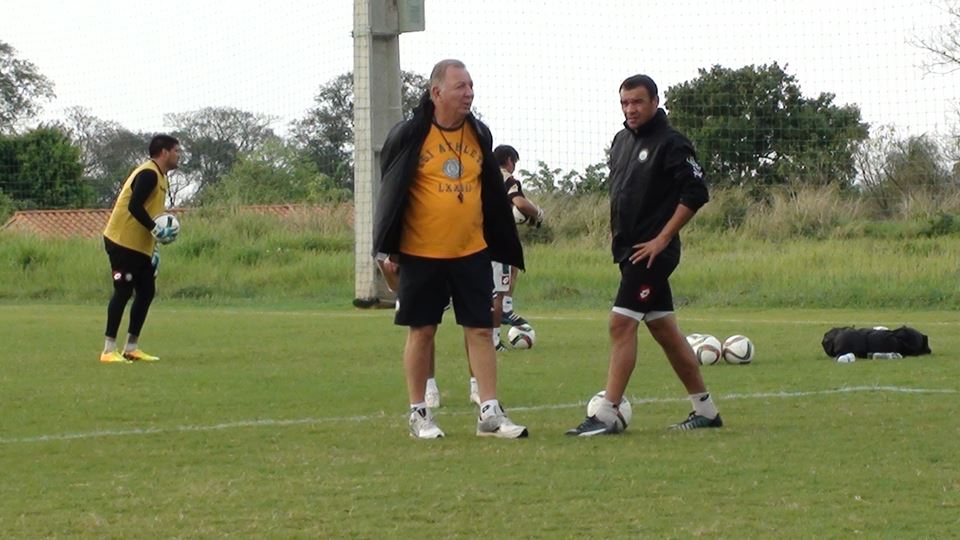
[
  {"xmin": 0, "ymin": 188, "xmax": 14, "ymax": 224},
  {"xmin": 692, "ymin": 185, "xmax": 752, "ymax": 232}
]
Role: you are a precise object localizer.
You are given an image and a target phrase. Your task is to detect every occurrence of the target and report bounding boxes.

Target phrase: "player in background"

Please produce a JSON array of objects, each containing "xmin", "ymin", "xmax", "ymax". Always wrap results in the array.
[
  {"xmin": 492, "ymin": 145, "xmax": 542, "ymax": 345},
  {"xmin": 100, "ymin": 134, "xmax": 180, "ymax": 364},
  {"xmin": 417, "ymin": 146, "xmax": 541, "ymax": 407},
  {"xmin": 566, "ymin": 74, "xmax": 721, "ymax": 435}
]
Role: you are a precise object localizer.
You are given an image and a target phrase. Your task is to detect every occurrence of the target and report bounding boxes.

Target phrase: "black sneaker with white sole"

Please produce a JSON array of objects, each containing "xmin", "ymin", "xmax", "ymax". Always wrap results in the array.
[
  {"xmin": 565, "ymin": 416, "xmax": 617, "ymax": 437},
  {"xmin": 669, "ymin": 411, "xmax": 723, "ymax": 430}
]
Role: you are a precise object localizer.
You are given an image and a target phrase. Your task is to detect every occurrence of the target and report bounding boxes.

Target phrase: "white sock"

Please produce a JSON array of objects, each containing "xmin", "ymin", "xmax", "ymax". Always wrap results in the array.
[
  {"xmin": 123, "ymin": 335, "xmax": 138, "ymax": 353},
  {"xmin": 493, "ymin": 327, "xmax": 501, "ymax": 345},
  {"xmin": 691, "ymin": 392, "xmax": 718, "ymax": 419},
  {"xmin": 479, "ymin": 399, "xmax": 501, "ymax": 419},
  {"xmin": 410, "ymin": 402, "xmax": 427, "ymax": 413},
  {"xmin": 469, "ymin": 377, "xmax": 478, "ymax": 393},
  {"xmin": 426, "ymin": 378, "xmax": 438, "ymax": 393},
  {"xmin": 593, "ymin": 398, "xmax": 621, "ymax": 425},
  {"xmin": 502, "ymin": 296, "xmax": 514, "ymax": 313},
  {"xmin": 103, "ymin": 338, "xmax": 116, "ymax": 353}
]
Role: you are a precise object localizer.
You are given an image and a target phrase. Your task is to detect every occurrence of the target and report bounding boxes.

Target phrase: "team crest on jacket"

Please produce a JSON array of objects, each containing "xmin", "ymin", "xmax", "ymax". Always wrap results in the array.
[
  {"xmin": 443, "ymin": 159, "xmax": 462, "ymax": 179},
  {"xmin": 638, "ymin": 148, "xmax": 650, "ymax": 162},
  {"xmin": 687, "ymin": 156, "xmax": 704, "ymax": 178}
]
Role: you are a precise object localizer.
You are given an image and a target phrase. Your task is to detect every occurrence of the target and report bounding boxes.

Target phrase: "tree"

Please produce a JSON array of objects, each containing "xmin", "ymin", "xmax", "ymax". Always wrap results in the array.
[
  {"xmin": 856, "ymin": 128, "xmax": 957, "ymax": 212},
  {"xmin": 165, "ymin": 107, "xmax": 276, "ymax": 202},
  {"xmin": 0, "ymin": 126, "xmax": 88, "ymax": 208},
  {"xmin": 291, "ymin": 70, "xmax": 428, "ymax": 192},
  {"xmin": 518, "ymin": 161, "xmax": 608, "ymax": 196},
  {"xmin": 915, "ymin": 1, "xmax": 960, "ymax": 75},
  {"xmin": 201, "ymin": 138, "xmax": 349, "ymax": 205},
  {"xmin": 665, "ymin": 63, "xmax": 869, "ymax": 188},
  {"xmin": 63, "ymin": 107, "xmax": 152, "ymax": 207},
  {"xmin": 914, "ymin": 2, "xmax": 960, "ymax": 168},
  {"xmin": 0, "ymin": 40, "xmax": 55, "ymax": 133}
]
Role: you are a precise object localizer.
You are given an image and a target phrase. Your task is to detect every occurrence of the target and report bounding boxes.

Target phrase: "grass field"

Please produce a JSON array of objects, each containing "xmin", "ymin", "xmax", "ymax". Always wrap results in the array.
[{"xmin": 1, "ymin": 302, "xmax": 958, "ymax": 538}]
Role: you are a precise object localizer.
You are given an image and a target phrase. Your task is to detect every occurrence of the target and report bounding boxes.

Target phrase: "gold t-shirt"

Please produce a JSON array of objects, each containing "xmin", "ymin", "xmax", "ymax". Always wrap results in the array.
[{"xmin": 399, "ymin": 122, "xmax": 486, "ymax": 258}]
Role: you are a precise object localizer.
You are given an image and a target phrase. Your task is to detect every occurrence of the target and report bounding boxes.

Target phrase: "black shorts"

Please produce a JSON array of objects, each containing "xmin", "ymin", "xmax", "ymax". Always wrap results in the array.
[
  {"xmin": 104, "ymin": 237, "xmax": 153, "ymax": 286},
  {"xmin": 395, "ymin": 250, "xmax": 493, "ymax": 328},
  {"xmin": 613, "ymin": 248, "xmax": 680, "ymax": 318}
]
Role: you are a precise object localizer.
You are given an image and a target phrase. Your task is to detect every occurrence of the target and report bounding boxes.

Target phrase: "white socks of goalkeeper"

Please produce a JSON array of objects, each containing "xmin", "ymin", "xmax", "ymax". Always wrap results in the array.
[
  {"xmin": 502, "ymin": 296, "xmax": 514, "ymax": 315},
  {"xmin": 103, "ymin": 337, "xmax": 117, "ymax": 354},
  {"xmin": 690, "ymin": 391, "xmax": 719, "ymax": 419}
]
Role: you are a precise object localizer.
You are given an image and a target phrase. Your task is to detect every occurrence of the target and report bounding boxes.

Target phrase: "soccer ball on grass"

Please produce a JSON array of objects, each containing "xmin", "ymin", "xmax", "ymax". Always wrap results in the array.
[
  {"xmin": 722, "ymin": 335, "xmax": 755, "ymax": 364},
  {"xmin": 688, "ymin": 334, "xmax": 722, "ymax": 365},
  {"xmin": 507, "ymin": 325, "xmax": 536, "ymax": 349}
]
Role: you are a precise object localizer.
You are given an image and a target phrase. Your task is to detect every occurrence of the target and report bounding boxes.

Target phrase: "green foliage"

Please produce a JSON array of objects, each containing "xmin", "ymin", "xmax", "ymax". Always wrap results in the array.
[
  {"xmin": 692, "ymin": 184, "xmax": 753, "ymax": 232},
  {"xmin": 62, "ymin": 107, "xmax": 152, "ymax": 207},
  {"xmin": 0, "ymin": 40, "xmax": 55, "ymax": 132},
  {"xmin": 666, "ymin": 63, "xmax": 869, "ymax": 188},
  {"xmin": 201, "ymin": 139, "xmax": 350, "ymax": 205},
  {"xmin": 531, "ymin": 192, "xmax": 608, "ymax": 244},
  {"xmin": 166, "ymin": 107, "xmax": 277, "ymax": 203},
  {"xmin": 517, "ymin": 159, "xmax": 608, "ymax": 195},
  {"xmin": 738, "ymin": 183, "xmax": 859, "ymax": 239},
  {"xmin": 0, "ymin": 127, "xmax": 88, "ymax": 207},
  {"xmin": 0, "ymin": 188, "xmax": 14, "ymax": 223},
  {"xmin": 856, "ymin": 129, "xmax": 959, "ymax": 215},
  {"xmin": 922, "ymin": 212, "xmax": 960, "ymax": 237},
  {"xmin": 290, "ymin": 70, "xmax": 429, "ymax": 192},
  {"xmin": 3, "ymin": 202, "xmax": 960, "ymax": 308}
]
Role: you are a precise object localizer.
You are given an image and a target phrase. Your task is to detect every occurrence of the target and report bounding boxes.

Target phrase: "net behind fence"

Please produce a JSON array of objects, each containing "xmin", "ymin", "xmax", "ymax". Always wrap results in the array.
[{"xmin": 1, "ymin": 1, "xmax": 957, "ymax": 230}]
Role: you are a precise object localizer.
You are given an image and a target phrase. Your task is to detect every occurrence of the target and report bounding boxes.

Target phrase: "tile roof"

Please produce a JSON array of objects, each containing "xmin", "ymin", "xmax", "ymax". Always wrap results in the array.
[{"xmin": 1, "ymin": 205, "xmax": 348, "ymax": 238}]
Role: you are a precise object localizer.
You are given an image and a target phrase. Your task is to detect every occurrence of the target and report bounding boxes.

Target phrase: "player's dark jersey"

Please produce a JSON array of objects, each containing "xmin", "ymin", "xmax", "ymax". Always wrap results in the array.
[
  {"xmin": 608, "ymin": 108, "xmax": 709, "ymax": 263},
  {"xmin": 504, "ymin": 175, "xmax": 524, "ymax": 200}
]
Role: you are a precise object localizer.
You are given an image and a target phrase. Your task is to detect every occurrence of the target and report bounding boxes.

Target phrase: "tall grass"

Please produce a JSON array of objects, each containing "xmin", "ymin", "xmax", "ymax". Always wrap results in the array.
[{"xmin": 1, "ymin": 189, "xmax": 958, "ymax": 308}]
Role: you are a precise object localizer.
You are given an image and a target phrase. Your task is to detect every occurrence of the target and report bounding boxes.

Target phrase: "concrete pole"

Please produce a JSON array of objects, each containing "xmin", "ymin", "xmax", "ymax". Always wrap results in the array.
[{"xmin": 353, "ymin": 0, "xmax": 403, "ymax": 306}]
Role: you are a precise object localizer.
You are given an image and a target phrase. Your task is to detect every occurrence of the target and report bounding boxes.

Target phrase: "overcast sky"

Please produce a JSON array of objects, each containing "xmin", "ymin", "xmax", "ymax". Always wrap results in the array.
[{"xmin": 2, "ymin": 0, "xmax": 958, "ymax": 171}]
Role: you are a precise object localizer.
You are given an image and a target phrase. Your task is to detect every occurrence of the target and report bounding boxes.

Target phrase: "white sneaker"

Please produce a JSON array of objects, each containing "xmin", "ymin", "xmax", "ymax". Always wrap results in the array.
[
  {"xmin": 425, "ymin": 388, "xmax": 441, "ymax": 409},
  {"xmin": 476, "ymin": 405, "xmax": 529, "ymax": 439},
  {"xmin": 409, "ymin": 408, "xmax": 444, "ymax": 439}
]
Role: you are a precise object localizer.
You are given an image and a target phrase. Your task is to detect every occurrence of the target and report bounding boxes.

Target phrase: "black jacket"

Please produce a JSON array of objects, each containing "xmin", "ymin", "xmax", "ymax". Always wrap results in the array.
[
  {"xmin": 608, "ymin": 108, "xmax": 709, "ymax": 263},
  {"xmin": 373, "ymin": 93, "xmax": 525, "ymax": 270}
]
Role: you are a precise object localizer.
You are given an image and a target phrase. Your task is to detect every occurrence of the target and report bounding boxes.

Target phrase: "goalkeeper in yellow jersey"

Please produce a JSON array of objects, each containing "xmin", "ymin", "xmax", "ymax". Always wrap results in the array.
[{"xmin": 99, "ymin": 135, "xmax": 181, "ymax": 364}]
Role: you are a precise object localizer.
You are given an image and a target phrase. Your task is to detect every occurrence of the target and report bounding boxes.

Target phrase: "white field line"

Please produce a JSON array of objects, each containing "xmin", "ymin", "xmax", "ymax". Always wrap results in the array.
[
  {"xmin": 163, "ymin": 307, "xmax": 960, "ymax": 327},
  {"xmin": 1, "ymin": 385, "xmax": 955, "ymax": 445}
]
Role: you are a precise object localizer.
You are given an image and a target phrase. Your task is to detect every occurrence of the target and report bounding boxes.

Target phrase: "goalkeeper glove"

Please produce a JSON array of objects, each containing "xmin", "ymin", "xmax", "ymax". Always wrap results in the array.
[
  {"xmin": 151, "ymin": 248, "xmax": 160, "ymax": 277},
  {"xmin": 151, "ymin": 222, "xmax": 177, "ymax": 244},
  {"xmin": 532, "ymin": 207, "xmax": 545, "ymax": 228}
]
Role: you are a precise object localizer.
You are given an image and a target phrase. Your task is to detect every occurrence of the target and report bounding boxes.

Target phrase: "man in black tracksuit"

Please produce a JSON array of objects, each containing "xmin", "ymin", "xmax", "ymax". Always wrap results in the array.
[{"xmin": 567, "ymin": 74, "xmax": 722, "ymax": 435}]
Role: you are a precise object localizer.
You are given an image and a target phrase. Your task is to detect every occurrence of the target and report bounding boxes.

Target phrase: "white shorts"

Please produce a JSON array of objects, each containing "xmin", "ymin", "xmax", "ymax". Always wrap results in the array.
[{"xmin": 491, "ymin": 261, "xmax": 511, "ymax": 293}]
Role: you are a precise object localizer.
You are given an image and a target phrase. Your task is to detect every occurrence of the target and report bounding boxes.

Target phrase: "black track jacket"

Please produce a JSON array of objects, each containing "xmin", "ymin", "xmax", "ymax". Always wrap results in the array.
[
  {"xmin": 608, "ymin": 108, "xmax": 709, "ymax": 263},
  {"xmin": 373, "ymin": 93, "xmax": 524, "ymax": 271}
]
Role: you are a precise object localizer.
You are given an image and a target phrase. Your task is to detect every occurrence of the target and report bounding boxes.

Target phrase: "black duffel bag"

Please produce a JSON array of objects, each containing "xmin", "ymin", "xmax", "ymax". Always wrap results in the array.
[{"xmin": 821, "ymin": 326, "xmax": 931, "ymax": 358}]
